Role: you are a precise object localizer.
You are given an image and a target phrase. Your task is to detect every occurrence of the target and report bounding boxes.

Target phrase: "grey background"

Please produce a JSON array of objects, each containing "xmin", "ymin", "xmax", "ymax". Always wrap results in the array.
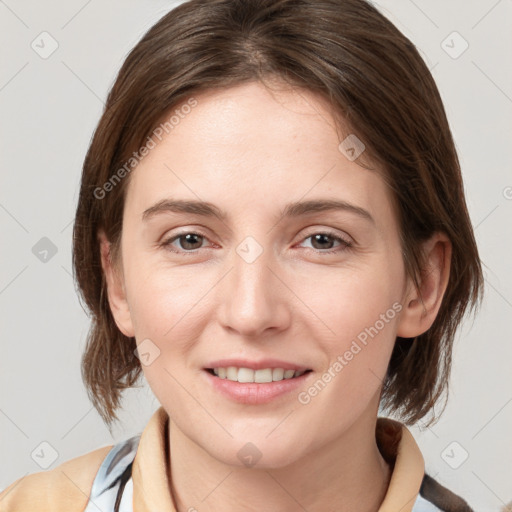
[{"xmin": 1, "ymin": 0, "xmax": 511, "ymax": 510}]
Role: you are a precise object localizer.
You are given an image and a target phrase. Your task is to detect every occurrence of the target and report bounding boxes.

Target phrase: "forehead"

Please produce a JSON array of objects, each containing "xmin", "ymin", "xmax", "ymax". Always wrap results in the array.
[
  {"xmin": 163, "ymin": 81, "xmax": 343, "ymax": 154},
  {"xmin": 124, "ymin": 81, "xmax": 396, "ymax": 228}
]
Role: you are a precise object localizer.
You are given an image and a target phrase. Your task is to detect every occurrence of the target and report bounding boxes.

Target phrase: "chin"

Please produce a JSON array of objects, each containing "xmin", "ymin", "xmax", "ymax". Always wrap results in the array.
[{"xmin": 209, "ymin": 436, "xmax": 307, "ymax": 470}]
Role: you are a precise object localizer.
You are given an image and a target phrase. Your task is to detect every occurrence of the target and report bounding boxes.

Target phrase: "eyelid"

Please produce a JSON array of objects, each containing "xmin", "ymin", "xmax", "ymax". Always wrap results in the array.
[
  {"xmin": 300, "ymin": 226, "xmax": 353, "ymax": 245},
  {"xmin": 160, "ymin": 226, "xmax": 354, "ymax": 256},
  {"xmin": 295, "ymin": 230, "xmax": 353, "ymax": 255},
  {"xmin": 160, "ymin": 226, "xmax": 352, "ymax": 244},
  {"xmin": 160, "ymin": 229, "xmax": 213, "ymax": 252}
]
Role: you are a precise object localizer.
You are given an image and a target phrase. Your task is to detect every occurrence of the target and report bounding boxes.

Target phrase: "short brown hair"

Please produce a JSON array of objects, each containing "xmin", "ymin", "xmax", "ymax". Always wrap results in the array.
[{"xmin": 73, "ymin": 0, "xmax": 483, "ymax": 429}]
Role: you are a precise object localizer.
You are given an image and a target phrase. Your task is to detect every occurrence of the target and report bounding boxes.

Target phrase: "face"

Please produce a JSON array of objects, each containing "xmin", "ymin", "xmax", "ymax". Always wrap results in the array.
[{"xmin": 105, "ymin": 80, "xmax": 419, "ymax": 468}]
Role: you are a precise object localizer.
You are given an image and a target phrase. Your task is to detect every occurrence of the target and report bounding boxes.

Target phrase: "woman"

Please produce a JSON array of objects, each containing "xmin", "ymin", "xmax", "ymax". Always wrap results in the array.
[{"xmin": 0, "ymin": 0, "xmax": 483, "ymax": 510}]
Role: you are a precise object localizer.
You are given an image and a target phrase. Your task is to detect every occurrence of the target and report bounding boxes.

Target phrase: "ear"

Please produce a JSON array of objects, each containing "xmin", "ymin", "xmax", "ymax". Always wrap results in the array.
[
  {"xmin": 98, "ymin": 229, "xmax": 135, "ymax": 338},
  {"xmin": 396, "ymin": 232, "xmax": 452, "ymax": 338}
]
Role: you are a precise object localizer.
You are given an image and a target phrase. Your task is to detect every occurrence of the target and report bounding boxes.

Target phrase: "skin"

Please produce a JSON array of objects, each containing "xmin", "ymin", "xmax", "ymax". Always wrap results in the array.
[{"xmin": 99, "ymin": 80, "xmax": 451, "ymax": 512}]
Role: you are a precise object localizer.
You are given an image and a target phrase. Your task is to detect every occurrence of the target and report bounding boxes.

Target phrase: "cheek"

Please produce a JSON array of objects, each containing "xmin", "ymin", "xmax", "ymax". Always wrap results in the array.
[
  {"xmin": 303, "ymin": 296, "xmax": 400, "ymax": 421},
  {"xmin": 294, "ymin": 258, "xmax": 403, "ymax": 340},
  {"xmin": 125, "ymin": 262, "xmax": 218, "ymax": 363},
  {"xmin": 292, "ymin": 260, "xmax": 402, "ymax": 395},
  {"xmin": 124, "ymin": 268, "xmax": 206, "ymax": 407}
]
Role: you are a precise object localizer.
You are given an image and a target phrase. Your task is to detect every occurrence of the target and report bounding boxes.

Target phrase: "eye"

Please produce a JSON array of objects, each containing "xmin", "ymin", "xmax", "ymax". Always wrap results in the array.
[
  {"xmin": 160, "ymin": 229, "xmax": 353, "ymax": 255},
  {"xmin": 160, "ymin": 231, "xmax": 211, "ymax": 254},
  {"xmin": 298, "ymin": 231, "xmax": 353, "ymax": 254}
]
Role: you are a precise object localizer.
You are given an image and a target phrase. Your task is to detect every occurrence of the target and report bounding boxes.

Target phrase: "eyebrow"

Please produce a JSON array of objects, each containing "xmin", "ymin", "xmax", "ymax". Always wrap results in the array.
[{"xmin": 142, "ymin": 198, "xmax": 375, "ymax": 224}]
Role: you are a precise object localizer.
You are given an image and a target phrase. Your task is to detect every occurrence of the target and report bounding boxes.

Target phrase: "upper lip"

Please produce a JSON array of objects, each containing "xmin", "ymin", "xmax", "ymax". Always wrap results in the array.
[{"xmin": 204, "ymin": 358, "xmax": 311, "ymax": 372}]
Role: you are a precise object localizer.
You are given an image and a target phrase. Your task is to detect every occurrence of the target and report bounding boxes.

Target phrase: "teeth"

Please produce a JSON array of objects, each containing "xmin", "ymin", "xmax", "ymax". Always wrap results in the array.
[
  {"xmin": 272, "ymin": 368, "xmax": 284, "ymax": 381},
  {"xmin": 211, "ymin": 366, "xmax": 307, "ymax": 383}
]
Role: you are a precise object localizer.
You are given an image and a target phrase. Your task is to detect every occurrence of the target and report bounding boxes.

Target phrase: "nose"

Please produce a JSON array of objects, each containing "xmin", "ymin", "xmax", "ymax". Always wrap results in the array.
[{"xmin": 216, "ymin": 246, "xmax": 291, "ymax": 338}]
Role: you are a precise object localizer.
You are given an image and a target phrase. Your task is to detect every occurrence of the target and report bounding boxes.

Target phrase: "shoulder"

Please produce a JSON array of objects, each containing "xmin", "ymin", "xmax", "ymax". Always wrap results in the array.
[
  {"xmin": 413, "ymin": 473, "xmax": 475, "ymax": 512},
  {"xmin": 374, "ymin": 417, "xmax": 475, "ymax": 512},
  {"xmin": 0, "ymin": 444, "xmax": 113, "ymax": 512}
]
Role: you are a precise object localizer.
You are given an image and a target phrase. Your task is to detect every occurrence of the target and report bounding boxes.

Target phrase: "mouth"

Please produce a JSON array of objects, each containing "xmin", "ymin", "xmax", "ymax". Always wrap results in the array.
[
  {"xmin": 203, "ymin": 366, "xmax": 313, "ymax": 404},
  {"xmin": 204, "ymin": 367, "xmax": 313, "ymax": 383}
]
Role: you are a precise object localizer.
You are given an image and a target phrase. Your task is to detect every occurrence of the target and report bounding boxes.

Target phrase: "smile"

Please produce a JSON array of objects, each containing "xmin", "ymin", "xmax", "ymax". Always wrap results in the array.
[
  {"xmin": 206, "ymin": 367, "xmax": 312, "ymax": 383},
  {"xmin": 203, "ymin": 367, "xmax": 313, "ymax": 404}
]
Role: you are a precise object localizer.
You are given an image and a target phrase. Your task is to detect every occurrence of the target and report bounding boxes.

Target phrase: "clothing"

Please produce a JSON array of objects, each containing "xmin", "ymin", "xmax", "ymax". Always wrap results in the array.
[{"xmin": 0, "ymin": 406, "xmax": 474, "ymax": 511}]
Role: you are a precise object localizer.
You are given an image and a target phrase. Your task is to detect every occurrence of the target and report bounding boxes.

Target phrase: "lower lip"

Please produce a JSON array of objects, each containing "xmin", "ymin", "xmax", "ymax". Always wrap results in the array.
[{"xmin": 203, "ymin": 370, "xmax": 311, "ymax": 404}]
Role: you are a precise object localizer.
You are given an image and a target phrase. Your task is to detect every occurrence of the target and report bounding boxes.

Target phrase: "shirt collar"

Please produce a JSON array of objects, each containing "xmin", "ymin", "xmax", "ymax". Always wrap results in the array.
[{"xmin": 132, "ymin": 406, "xmax": 425, "ymax": 512}]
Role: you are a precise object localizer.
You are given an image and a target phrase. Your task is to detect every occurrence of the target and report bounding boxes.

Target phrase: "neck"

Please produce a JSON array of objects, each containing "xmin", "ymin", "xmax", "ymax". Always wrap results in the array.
[{"xmin": 167, "ymin": 409, "xmax": 391, "ymax": 512}]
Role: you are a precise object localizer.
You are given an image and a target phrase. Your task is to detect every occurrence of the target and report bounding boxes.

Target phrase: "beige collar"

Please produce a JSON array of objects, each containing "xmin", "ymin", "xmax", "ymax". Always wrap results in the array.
[{"xmin": 132, "ymin": 406, "xmax": 425, "ymax": 512}]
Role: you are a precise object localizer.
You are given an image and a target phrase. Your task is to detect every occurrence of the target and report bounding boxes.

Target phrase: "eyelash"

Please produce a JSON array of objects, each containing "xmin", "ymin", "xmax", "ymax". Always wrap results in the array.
[{"xmin": 160, "ymin": 230, "xmax": 353, "ymax": 256}]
